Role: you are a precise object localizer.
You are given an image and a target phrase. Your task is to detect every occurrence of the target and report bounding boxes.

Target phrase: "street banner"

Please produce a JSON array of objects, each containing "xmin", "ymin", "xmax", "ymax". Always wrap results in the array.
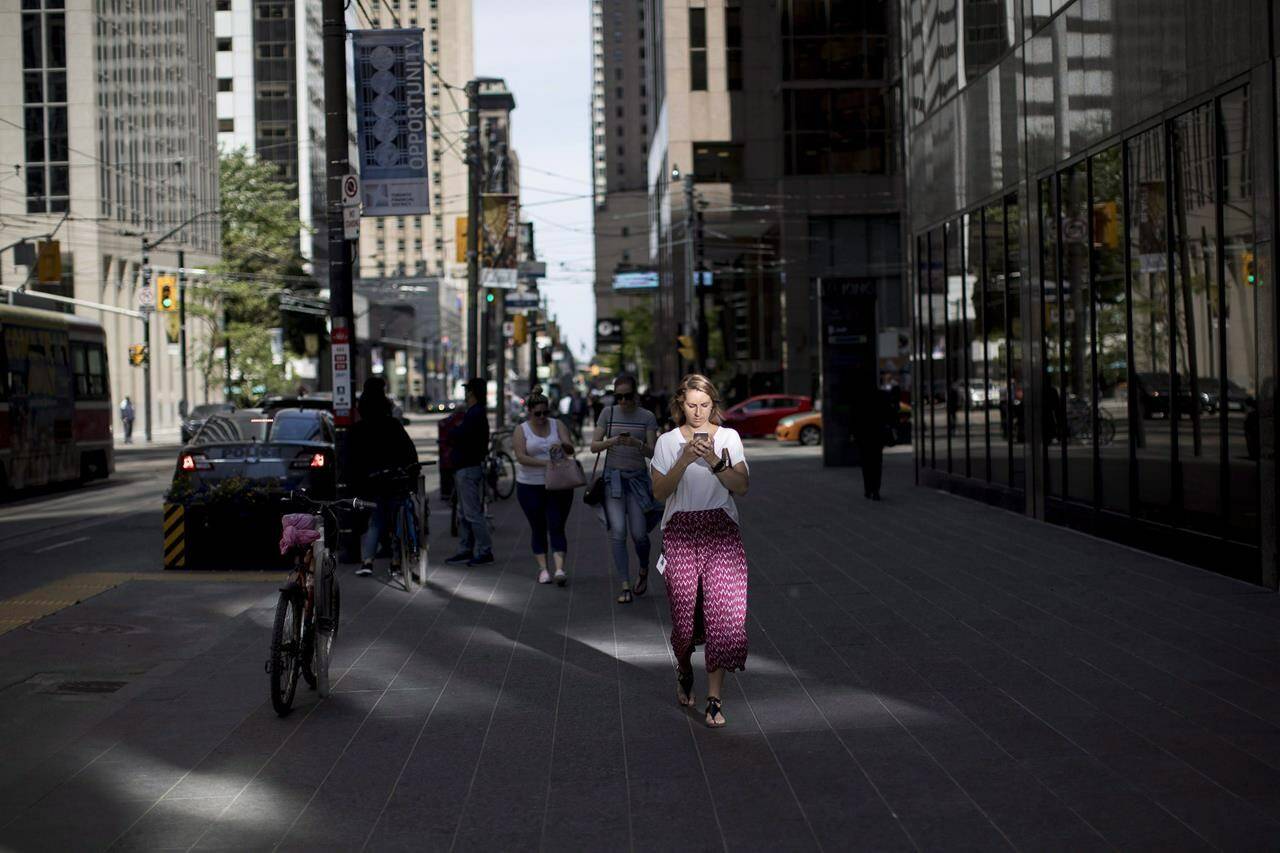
[
  {"xmin": 481, "ymin": 194, "xmax": 519, "ymax": 288},
  {"xmin": 352, "ymin": 28, "xmax": 430, "ymax": 216}
]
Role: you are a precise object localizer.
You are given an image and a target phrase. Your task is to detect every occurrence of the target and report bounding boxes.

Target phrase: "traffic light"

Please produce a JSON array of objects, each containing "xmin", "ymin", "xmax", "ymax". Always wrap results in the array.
[
  {"xmin": 1243, "ymin": 251, "xmax": 1256, "ymax": 285},
  {"xmin": 677, "ymin": 334, "xmax": 697, "ymax": 361},
  {"xmin": 128, "ymin": 344, "xmax": 148, "ymax": 366},
  {"xmin": 485, "ymin": 291, "xmax": 495, "ymax": 303},
  {"xmin": 513, "ymin": 313, "xmax": 528, "ymax": 345},
  {"xmin": 156, "ymin": 275, "xmax": 177, "ymax": 312}
]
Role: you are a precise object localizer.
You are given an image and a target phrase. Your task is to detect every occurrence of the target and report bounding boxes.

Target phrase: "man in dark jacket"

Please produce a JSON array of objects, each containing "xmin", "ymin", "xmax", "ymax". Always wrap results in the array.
[
  {"xmin": 853, "ymin": 386, "xmax": 892, "ymax": 501},
  {"xmin": 445, "ymin": 377, "xmax": 494, "ymax": 565},
  {"xmin": 346, "ymin": 377, "xmax": 419, "ymax": 576}
]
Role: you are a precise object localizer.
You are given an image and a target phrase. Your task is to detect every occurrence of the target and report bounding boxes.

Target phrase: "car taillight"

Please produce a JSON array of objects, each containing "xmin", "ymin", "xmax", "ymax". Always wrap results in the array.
[
  {"xmin": 180, "ymin": 453, "xmax": 211, "ymax": 471},
  {"xmin": 292, "ymin": 453, "xmax": 327, "ymax": 469}
]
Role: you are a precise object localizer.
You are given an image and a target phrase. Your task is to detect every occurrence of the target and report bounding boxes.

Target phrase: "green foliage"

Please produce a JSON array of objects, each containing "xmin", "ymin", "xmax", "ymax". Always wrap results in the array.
[
  {"xmin": 204, "ymin": 148, "xmax": 313, "ymax": 405},
  {"xmin": 618, "ymin": 301, "xmax": 654, "ymax": 380}
]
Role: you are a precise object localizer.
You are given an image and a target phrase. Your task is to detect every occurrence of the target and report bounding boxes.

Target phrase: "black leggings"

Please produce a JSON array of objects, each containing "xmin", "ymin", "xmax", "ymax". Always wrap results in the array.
[{"xmin": 516, "ymin": 482, "xmax": 573, "ymax": 554}]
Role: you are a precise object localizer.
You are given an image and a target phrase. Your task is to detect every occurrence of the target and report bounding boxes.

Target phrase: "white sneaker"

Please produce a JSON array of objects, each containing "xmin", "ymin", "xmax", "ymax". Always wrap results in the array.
[
  {"xmin": 537, "ymin": 569, "xmax": 551, "ymax": 584},
  {"xmin": 553, "ymin": 568, "xmax": 567, "ymax": 587},
  {"xmin": 355, "ymin": 562, "xmax": 373, "ymax": 577}
]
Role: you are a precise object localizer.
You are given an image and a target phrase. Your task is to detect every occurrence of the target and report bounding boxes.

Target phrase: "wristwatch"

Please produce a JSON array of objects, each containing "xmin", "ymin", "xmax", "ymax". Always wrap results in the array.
[{"xmin": 711, "ymin": 455, "xmax": 729, "ymax": 474}]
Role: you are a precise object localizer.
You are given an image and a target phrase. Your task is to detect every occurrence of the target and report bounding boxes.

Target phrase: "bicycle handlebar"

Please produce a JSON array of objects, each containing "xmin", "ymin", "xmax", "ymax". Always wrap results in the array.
[{"xmin": 283, "ymin": 492, "xmax": 375, "ymax": 512}]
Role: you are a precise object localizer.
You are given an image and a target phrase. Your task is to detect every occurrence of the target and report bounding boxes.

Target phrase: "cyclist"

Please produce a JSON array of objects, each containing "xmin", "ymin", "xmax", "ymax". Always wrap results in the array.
[
  {"xmin": 445, "ymin": 377, "xmax": 495, "ymax": 566},
  {"xmin": 345, "ymin": 377, "xmax": 420, "ymax": 577}
]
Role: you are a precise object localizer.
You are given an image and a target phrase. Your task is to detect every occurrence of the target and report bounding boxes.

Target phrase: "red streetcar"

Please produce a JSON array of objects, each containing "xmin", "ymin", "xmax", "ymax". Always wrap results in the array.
[{"xmin": 0, "ymin": 303, "xmax": 114, "ymax": 492}]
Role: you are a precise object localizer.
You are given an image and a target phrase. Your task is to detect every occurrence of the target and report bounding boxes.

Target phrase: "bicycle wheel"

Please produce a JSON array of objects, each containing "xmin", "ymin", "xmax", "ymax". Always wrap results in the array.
[
  {"xmin": 493, "ymin": 451, "xmax": 516, "ymax": 500},
  {"xmin": 269, "ymin": 591, "xmax": 303, "ymax": 717},
  {"xmin": 1097, "ymin": 412, "xmax": 1117, "ymax": 446},
  {"xmin": 315, "ymin": 573, "xmax": 339, "ymax": 698}
]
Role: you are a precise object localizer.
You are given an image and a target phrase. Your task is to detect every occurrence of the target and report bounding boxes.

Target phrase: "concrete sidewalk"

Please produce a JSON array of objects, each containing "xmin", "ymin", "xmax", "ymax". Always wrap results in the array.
[{"xmin": 1, "ymin": 443, "xmax": 1279, "ymax": 850}]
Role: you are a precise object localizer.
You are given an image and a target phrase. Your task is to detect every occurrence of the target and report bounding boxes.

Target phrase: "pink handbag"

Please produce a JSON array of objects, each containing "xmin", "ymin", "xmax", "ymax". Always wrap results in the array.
[{"xmin": 545, "ymin": 446, "xmax": 586, "ymax": 490}]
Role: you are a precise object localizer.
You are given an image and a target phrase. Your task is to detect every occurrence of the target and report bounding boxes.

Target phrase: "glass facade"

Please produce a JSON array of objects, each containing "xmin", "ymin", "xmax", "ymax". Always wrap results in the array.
[{"xmin": 904, "ymin": 1, "xmax": 1277, "ymax": 586}]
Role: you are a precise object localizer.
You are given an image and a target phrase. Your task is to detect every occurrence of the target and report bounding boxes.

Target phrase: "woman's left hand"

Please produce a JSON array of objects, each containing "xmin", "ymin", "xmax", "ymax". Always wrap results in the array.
[{"xmin": 560, "ymin": 442, "xmax": 576, "ymax": 456}]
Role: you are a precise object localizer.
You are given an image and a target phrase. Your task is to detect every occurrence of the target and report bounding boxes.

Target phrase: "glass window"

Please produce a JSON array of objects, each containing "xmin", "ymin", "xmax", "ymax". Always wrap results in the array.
[
  {"xmin": 927, "ymin": 228, "xmax": 945, "ymax": 469},
  {"xmin": 945, "ymin": 218, "xmax": 967, "ymax": 475},
  {"xmin": 1170, "ymin": 103, "xmax": 1222, "ymax": 535},
  {"xmin": 1091, "ymin": 145, "xmax": 1129, "ymax": 515},
  {"xmin": 726, "ymin": 6, "xmax": 743, "ymax": 90},
  {"xmin": 963, "ymin": 0, "xmax": 1013, "ymax": 80},
  {"xmin": 1040, "ymin": 176, "xmax": 1064, "ymax": 499},
  {"xmin": 689, "ymin": 8, "xmax": 707, "ymax": 91},
  {"xmin": 915, "ymin": 235, "xmax": 928, "ymax": 464},
  {"xmin": 981, "ymin": 202, "xmax": 1007, "ymax": 484},
  {"xmin": 1060, "ymin": 160, "xmax": 1093, "ymax": 505},
  {"xmin": 1006, "ymin": 193, "xmax": 1026, "ymax": 492},
  {"xmin": 1127, "ymin": 126, "xmax": 1174, "ymax": 525},
  {"xmin": 784, "ymin": 89, "xmax": 890, "ymax": 176},
  {"xmin": 272, "ymin": 414, "xmax": 324, "ymax": 442},
  {"xmin": 1219, "ymin": 88, "xmax": 1261, "ymax": 545},
  {"xmin": 693, "ymin": 143, "xmax": 744, "ymax": 182}
]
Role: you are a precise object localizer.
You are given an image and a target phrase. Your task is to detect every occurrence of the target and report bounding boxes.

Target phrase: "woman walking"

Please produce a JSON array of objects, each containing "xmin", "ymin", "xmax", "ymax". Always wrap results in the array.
[
  {"xmin": 651, "ymin": 374, "xmax": 750, "ymax": 728},
  {"xmin": 589, "ymin": 374, "xmax": 660, "ymax": 604},
  {"xmin": 512, "ymin": 391, "xmax": 575, "ymax": 585}
]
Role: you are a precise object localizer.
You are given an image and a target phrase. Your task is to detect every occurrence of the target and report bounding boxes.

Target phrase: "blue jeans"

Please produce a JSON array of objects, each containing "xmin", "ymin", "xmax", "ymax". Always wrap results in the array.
[
  {"xmin": 604, "ymin": 473, "xmax": 651, "ymax": 584},
  {"xmin": 360, "ymin": 497, "xmax": 402, "ymax": 563},
  {"xmin": 455, "ymin": 465, "xmax": 492, "ymax": 557},
  {"xmin": 516, "ymin": 482, "xmax": 572, "ymax": 555}
]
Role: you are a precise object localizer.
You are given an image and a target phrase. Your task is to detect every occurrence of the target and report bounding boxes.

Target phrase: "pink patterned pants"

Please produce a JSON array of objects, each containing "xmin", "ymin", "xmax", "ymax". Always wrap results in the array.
[{"xmin": 663, "ymin": 509, "xmax": 749, "ymax": 672}]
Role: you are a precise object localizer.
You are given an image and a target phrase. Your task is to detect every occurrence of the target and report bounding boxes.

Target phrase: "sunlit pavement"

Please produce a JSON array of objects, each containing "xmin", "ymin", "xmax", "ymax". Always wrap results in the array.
[{"xmin": 2, "ymin": 441, "xmax": 1280, "ymax": 849}]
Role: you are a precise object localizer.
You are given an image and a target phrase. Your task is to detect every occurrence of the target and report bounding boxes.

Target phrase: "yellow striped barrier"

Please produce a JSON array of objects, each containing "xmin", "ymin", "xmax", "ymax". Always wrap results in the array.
[{"xmin": 163, "ymin": 503, "xmax": 186, "ymax": 570}]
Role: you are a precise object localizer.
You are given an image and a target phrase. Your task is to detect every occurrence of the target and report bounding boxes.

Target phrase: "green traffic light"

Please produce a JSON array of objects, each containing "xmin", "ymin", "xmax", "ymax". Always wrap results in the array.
[{"xmin": 486, "ymin": 292, "xmax": 495, "ymax": 303}]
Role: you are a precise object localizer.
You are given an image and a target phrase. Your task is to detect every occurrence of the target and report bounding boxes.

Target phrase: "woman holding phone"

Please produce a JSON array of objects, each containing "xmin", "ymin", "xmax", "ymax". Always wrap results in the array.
[
  {"xmin": 513, "ymin": 390, "xmax": 577, "ymax": 585},
  {"xmin": 589, "ymin": 374, "xmax": 660, "ymax": 603},
  {"xmin": 650, "ymin": 374, "xmax": 750, "ymax": 728}
]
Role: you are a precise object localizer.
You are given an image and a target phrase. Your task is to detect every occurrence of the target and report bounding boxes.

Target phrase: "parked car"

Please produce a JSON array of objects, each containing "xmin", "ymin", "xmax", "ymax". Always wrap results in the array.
[
  {"xmin": 1199, "ymin": 377, "xmax": 1251, "ymax": 413},
  {"xmin": 721, "ymin": 394, "xmax": 814, "ymax": 437},
  {"xmin": 180, "ymin": 402, "xmax": 235, "ymax": 444},
  {"xmin": 168, "ymin": 408, "xmax": 338, "ymax": 569},
  {"xmin": 260, "ymin": 393, "xmax": 333, "ymax": 414},
  {"xmin": 1135, "ymin": 372, "xmax": 1206, "ymax": 418},
  {"xmin": 956, "ymin": 380, "xmax": 1002, "ymax": 409},
  {"xmin": 775, "ymin": 409, "xmax": 823, "ymax": 446}
]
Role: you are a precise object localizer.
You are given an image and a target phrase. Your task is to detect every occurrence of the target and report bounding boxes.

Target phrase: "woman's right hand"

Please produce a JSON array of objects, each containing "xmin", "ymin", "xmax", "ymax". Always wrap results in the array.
[{"xmin": 678, "ymin": 437, "xmax": 706, "ymax": 467}]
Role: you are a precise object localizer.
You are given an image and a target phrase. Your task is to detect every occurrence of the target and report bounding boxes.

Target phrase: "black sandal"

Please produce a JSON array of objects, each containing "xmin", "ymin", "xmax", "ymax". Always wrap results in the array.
[
  {"xmin": 676, "ymin": 666, "xmax": 695, "ymax": 707},
  {"xmin": 616, "ymin": 585, "xmax": 633, "ymax": 604},
  {"xmin": 704, "ymin": 696, "xmax": 726, "ymax": 728},
  {"xmin": 633, "ymin": 568, "xmax": 649, "ymax": 597}
]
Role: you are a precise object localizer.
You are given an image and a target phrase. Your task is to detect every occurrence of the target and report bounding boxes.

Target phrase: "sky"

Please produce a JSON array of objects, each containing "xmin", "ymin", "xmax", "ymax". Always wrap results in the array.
[{"xmin": 474, "ymin": 0, "xmax": 596, "ymax": 364}]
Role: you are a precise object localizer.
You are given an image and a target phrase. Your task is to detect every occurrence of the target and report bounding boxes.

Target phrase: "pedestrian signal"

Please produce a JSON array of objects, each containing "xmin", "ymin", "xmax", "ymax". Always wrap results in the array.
[
  {"xmin": 165, "ymin": 312, "xmax": 181, "ymax": 345},
  {"xmin": 157, "ymin": 276, "xmax": 177, "ymax": 312},
  {"xmin": 128, "ymin": 344, "xmax": 148, "ymax": 366},
  {"xmin": 513, "ymin": 313, "xmax": 528, "ymax": 345},
  {"xmin": 677, "ymin": 334, "xmax": 697, "ymax": 361}
]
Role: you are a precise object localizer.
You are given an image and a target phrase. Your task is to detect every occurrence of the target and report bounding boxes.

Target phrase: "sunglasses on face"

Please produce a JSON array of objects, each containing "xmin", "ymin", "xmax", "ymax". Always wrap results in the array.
[
  {"xmin": 531, "ymin": 409, "xmax": 549, "ymax": 417},
  {"xmin": 614, "ymin": 391, "xmax": 637, "ymax": 401}
]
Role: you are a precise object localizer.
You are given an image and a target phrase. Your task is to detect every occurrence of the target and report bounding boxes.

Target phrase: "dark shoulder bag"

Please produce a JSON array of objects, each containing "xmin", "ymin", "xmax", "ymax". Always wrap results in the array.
[{"xmin": 583, "ymin": 407, "xmax": 613, "ymax": 506}]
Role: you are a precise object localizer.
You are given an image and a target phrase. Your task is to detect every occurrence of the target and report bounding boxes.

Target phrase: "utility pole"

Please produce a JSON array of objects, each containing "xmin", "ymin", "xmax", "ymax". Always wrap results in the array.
[
  {"xmin": 694, "ymin": 207, "xmax": 707, "ymax": 376},
  {"xmin": 494, "ymin": 290, "xmax": 506, "ymax": 426},
  {"xmin": 323, "ymin": 0, "xmax": 355, "ymax": 455},
  {"xmin": 528, "ymin": 308, "xmax": 537, "ymax": 389},
  {"xmin": 465, "ymin": 79, "xmax": 481, "ymax": 379},
  {"xmin": 178, "ymin": 248, "xmax": 187, "ymax": 417},
  {"xmin": 140, "ymin": 240, "xmax": 153, "ymax": 442},
  {"xmin": 682, "ymin": 169, "xmax": 697, "ymax": 374}
]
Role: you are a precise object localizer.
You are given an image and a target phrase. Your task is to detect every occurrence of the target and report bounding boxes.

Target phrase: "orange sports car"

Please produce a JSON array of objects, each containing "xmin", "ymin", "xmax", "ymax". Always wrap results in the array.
[{"xmin": 774, "ymin": 409, "xmax": 823, "ymax": 445}]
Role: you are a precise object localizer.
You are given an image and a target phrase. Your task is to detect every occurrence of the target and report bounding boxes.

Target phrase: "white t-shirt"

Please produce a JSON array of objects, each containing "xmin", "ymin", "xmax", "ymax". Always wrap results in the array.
[{"xmin": 651, "ymin": 426, "xmax": 748, "ymax": 529}]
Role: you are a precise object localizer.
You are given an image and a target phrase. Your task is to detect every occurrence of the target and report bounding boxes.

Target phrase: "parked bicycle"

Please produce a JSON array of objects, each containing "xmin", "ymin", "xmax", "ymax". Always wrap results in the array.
[
  {"xmin": 364, "ymin": 461, "xmax": 433, "ymax": 591},
  {"xmin": 1064, "ymin": 398, "xmax": 1117, "ymax": 447},
  {"xmin": 270, "ymin": 492, "xmax": 372, "ymax": 717}
]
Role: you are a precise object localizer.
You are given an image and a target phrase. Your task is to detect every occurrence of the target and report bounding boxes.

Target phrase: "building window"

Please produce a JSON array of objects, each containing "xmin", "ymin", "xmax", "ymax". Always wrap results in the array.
[
  {"xmin": 256, "ymin": 1, "xmax": 291, "ymax": 18},
  {"xmin": 784, "ymin": 88, "xmax": 889, "ymax": 175},
  {"xmin": 693, "ymin": 142, "xmax": 744, "ymax": 182},
  {"xmin": 689, "ymin": 8, "xmax": 707, "ymax": 90},
  {"xmin": 256, "ymin": 43, "xmax": 291, "ymax": 59},
  {"xmin": 21, "ymin": 3, "xmax": 68, "ymax": 214},
  {"xmin": 216, "ymin": 36, "xmax": 232, "ymax": 52},
  {"xmin": 217, "ymin": 77, "xmax": 233, "ymax": 92},
  {"xmin": 218, "ymin": 117, "xmax": 235, "ymax": 132},
  {"xmin": 781, "ymin": 0, "xmax": 888, "ymax": 81},
  {"xmin": 726, "ymin": 6, "xmax": 742, "ymax": 90},
  {"xmin": 216, "ymin": 0, "xmax": 231, "ymax": 9}
]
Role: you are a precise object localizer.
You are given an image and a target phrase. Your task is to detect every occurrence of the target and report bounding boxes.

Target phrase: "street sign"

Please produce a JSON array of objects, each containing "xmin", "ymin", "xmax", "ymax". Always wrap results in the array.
[
  {"xmin": 138, "ymin": 287, "xmax": 154, "ymax": 307},
  {"xmin": 36, "ymin": 240, "xmax": 61, "ymax": 284},
  {"xmin": 504, "ymin": 292, "xmax": 539, "ymax": 310},
  {"xmin": 343, "ymin": 173, "xmax": 361, "ymax": 240},
  {"xmin": 596, "ymin": 317, "xmax": 623, "ymax": 345},
  {"xmin": 502, "ymin": 321, "xmax": 515, "ymax": 338},
  {"xmin": 331, "ymin": 325, "xmax": 353, "ymax": 425}
]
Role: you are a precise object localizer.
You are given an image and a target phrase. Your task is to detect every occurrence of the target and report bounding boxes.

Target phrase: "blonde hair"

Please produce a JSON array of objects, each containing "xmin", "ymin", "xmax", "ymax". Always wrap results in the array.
[{"xmin": 670, "ymin": 373, "xmax": 725, "ymax": 425}]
